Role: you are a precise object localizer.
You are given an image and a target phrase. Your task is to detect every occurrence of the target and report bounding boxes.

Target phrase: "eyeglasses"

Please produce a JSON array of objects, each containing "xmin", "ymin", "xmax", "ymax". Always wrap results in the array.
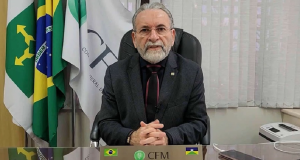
[{"xmin": 134, "ymin": 27, "xmax": 172, "ymax": 37}]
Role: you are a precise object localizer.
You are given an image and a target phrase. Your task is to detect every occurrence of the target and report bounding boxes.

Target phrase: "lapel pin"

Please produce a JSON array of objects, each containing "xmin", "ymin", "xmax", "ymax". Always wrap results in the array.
[{"xmin": 171, "ymin": 72, "xmax": 175, "ymax": 76}]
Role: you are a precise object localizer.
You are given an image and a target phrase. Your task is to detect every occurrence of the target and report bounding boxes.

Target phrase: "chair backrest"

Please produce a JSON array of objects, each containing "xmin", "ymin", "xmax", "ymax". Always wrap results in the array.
[
  {"xmin": 118, "ymin": 28, "xmax": 202, "ymax": 66},
  {"xmin": 118, "ymin": 28, "xmax": 210, "ymax": 145}
]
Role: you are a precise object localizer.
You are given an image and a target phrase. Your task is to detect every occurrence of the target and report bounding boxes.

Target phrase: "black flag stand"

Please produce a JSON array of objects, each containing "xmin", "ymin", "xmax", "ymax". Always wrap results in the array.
[{"xmin": 71, "ymin": 90, "xmax": 76, "ymax": 147}]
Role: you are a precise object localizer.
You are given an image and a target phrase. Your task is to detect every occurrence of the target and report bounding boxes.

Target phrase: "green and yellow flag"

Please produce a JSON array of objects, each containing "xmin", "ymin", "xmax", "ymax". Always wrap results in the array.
[
  {"xmin": 32, "ymin": 0, "xmax": 66, "ymax": 147},
  {"xmin": 7, "ymin": 148, "xmax": 64, "ymax": 160},
  {"xmin": 104, "ymin": 149, "xmax": 118, "ymax": 156},
  {"xmin": 8, "ymin": 148, "xmax": 37, "ymax": 160},
  {"xmin": 4, "ymin": 0, "xmax": 36, "ymax": 137}
]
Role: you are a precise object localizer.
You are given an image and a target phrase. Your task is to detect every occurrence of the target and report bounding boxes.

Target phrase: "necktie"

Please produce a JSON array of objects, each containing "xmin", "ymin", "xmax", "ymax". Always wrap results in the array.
[{"xmin": 145, "ymin": 65, "xmax": 161, "ymax": 123}]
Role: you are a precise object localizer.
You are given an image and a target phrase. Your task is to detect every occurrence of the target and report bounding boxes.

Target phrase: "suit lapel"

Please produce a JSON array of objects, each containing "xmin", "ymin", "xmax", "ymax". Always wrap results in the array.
[
  {"xmin": 128, "ymin": 55, "xmax": 147, "ymax": 122},
  {"xmin": 156, "ymin": 52, "xmax": 178, "ymax": 120}
]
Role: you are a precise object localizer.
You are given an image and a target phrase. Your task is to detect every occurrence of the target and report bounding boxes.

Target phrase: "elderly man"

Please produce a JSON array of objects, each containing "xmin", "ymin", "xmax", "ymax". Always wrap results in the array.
[{"xmin": 93, "ymin": 2, "xmax": 208, "ymax": 146}]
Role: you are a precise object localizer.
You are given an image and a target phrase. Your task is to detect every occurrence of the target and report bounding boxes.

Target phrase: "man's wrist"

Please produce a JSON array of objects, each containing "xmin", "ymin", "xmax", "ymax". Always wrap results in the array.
[
  {"xmin": 164, "ymin": 134, "xmax": 168, "ymax": 145},
  {"xmin": 127, "ymin": 130, "xmax": 134, "ymax": 145},
  {"xmin": 130, "ymin": 131, "xmax": 139, "ymax": 145}
]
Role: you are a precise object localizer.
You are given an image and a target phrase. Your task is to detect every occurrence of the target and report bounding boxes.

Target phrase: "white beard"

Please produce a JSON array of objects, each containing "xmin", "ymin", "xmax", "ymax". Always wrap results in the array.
[{"xmin": 137, "ymin": 41, "xmax": 171, "ymax": 64}]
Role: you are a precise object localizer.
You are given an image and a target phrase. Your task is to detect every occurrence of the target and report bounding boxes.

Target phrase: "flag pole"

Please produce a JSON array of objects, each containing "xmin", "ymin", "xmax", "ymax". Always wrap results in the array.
[
  {"xmin": 25, "ymin": 132, "xmax": 28, "ymax": 147},
  {"xmin": 69, "ymin": 0, "xmax": 82, "ymax": 148},
  {"xmin": 71, "ymin": 89, "xmax": 76, "ymax": 147}
]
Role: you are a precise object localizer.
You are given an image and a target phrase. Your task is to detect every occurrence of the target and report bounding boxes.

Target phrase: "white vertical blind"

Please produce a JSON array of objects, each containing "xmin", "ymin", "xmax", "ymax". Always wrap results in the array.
[
  {"xmin": 160, "ymin": 0, "xmax": 300, "ymax": 108},
  {"xmin": 255, "ymin": 0, "xmax": 265, "ymax": 107},
  {"xmin": 259, "ymin": 0, "xmax": 300, "ymax": 108}
]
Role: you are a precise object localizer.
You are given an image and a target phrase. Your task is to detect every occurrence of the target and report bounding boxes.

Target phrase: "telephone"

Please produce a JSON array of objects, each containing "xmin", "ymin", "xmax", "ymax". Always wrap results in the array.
[{"xmin": 259, "ymin": 122, "xmax": 300, "ymax": 142}]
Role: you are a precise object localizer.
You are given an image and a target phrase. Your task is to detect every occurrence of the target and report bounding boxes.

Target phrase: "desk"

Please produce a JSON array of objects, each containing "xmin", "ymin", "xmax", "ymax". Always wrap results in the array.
[
  {"xmin": 205, "ymin": 143, "xmax": 300, "ymax": 160},
  {"xmin": 282, "ymin": 109, "xmax": 300, "ymax": 127},
  {"xmin": 0, "ymin": 143, "xmax": 299, "ymax": 160}
]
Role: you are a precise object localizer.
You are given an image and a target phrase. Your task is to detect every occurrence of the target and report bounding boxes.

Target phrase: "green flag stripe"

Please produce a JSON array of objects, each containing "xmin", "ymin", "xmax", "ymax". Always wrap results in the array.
[
  {"xmin": 68, "ymin": 0, "xmax": 79, "ymax": 22},
  {"xmin": 52, "ymin": 0, "xmax": 66, "ymax": 99},
  {"xmin": 37, "ymin": 0, "xmax": 45, "ymax": 8},
  {"xmin": 79, "ymin": 0, "xmax": 87, "ymax": 27}
]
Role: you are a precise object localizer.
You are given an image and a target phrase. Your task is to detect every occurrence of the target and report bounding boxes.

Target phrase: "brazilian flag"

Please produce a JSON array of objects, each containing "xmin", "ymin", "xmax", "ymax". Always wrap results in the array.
[
  {"xmin": 104, "ymin": 149, "xmax": 118, "ymax": 156},
  {"xmin": 32, "ymin": 0, "xmax": 66, "ymax": 147}
]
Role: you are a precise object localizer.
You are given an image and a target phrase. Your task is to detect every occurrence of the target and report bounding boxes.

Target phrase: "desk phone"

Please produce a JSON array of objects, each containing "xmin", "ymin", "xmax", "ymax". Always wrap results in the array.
[{"xmin": 259, "ymin": 122, "xmax": 300, "ymax": 142}]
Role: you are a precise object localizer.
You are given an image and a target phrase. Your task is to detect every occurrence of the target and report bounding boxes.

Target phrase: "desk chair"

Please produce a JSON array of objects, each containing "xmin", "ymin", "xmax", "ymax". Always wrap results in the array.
[{"xmin": 90, "ymin": 28, "xmax": 210, "ymax": 146}]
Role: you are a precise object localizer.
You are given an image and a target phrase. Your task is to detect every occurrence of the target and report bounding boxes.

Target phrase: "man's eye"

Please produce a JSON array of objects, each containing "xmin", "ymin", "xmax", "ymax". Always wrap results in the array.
[
  {"xmin": 140, "ymin": 29, "xmax": 150, "ymax": 33},
  {"xmin": 157, "ymin": 27, "xmax": 166, "ymax": 32}
]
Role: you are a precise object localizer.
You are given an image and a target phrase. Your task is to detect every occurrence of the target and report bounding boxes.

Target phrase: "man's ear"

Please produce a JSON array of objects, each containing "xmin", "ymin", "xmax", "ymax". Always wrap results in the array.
[
  {"xmin": 171, "ymin": 28, "xmax": 176, "ymax": 46},
  {"xmin": 132, "ymin": 31, "xmax": 137, "ymax": 48}
]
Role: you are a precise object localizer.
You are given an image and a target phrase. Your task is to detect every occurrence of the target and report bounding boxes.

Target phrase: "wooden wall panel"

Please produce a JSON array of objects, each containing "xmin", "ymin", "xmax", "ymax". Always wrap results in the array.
[
  {"xmin": 0, "ymin": 0, "xmax": 25, "ymax": 147},
  {"xmin": 0, "ymin": 148, "xmax": 9, "ymax": 160}
]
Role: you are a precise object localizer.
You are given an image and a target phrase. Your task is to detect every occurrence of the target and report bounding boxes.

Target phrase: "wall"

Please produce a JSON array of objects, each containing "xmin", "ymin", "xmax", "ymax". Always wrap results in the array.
[
  {"xmin": 0, "ymin": 0, "xmax": 25, "ymax": 147},
  {"xmin": 207, "ymin": 108, "xmax": 282, "ymax": 144}
]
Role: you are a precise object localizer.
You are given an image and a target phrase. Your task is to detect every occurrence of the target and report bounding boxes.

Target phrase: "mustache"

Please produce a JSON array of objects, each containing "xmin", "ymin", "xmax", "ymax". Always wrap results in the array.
[{"xmin": 145, "ymin": 41, "xmax": 166, "ymax": 53}]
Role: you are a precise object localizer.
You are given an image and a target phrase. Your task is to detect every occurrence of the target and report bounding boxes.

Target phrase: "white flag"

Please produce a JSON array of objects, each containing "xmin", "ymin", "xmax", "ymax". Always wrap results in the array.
[{"xmin": 62, "ymin": 0, "xmax": 132, "ymax": 128}]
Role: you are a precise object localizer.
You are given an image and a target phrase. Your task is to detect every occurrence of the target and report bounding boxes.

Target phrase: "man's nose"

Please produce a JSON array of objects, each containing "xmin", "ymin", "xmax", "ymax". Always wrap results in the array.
[{"xmin": 148, "ymin": 29, "xmax": 159, "ymax": 42}]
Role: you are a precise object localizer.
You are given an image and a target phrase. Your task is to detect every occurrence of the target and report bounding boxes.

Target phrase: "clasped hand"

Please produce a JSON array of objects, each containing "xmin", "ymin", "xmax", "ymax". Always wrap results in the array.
[{"xmin": 130, "ymin": 119, "xmax": 168, "ymax": 146}]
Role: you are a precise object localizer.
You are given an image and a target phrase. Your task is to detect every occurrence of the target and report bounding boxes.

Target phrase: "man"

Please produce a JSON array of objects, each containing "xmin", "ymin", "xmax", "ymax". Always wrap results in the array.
[{"xmin": 93, "ymin": 2, "xmax": 208, "ymax": 145}]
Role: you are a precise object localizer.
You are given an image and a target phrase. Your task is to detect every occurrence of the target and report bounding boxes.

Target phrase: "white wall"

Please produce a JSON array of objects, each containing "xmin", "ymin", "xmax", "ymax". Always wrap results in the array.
[
  {"xmin": 207, "ymin": 108, "xmax": 282, "ymax": 145},
  {"xmin": 53, "ymin": 107, "xmax": 282, "ymax": 147}
]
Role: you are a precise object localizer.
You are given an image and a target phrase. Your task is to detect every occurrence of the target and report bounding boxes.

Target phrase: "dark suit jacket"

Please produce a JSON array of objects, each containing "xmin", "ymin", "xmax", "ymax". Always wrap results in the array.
[{"xmin": 94, "ymin": 51, "xmax": 208, "ymax": 145}]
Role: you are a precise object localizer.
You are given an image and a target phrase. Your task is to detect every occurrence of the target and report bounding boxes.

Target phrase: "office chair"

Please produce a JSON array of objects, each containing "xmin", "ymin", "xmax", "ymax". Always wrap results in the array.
[{"xmin": 90, "ymin": 28, "xmax": 210, "ymax": 146}]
